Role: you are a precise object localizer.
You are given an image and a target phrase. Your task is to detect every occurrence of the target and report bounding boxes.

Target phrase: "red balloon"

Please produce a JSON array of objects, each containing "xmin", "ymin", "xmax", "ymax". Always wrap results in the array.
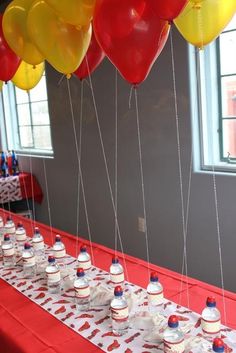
[
  {"xmin": 152, "ymin": 0, "xmax": 188, "ymax": 21},
  {"xmin": 0, "ymin": 14, "xmax": 21, "ymax": 82},
  {"xmin": 74, "ymin": 30, "xmax": 105, "ymax": 80},
  {"xmin": 93, "ymin": 0, "xmax": 170, "ymax": 85}
]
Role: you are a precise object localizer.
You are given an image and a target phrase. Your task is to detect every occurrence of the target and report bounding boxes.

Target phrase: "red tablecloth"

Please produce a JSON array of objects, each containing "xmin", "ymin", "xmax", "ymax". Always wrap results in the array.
[
  {"xmin": 19, "ymin": 173, "xmax": 43, "ymax": 204},
  {"xmin": 0, "ymin": 209, "xmax": 235, "ymax": 353}
]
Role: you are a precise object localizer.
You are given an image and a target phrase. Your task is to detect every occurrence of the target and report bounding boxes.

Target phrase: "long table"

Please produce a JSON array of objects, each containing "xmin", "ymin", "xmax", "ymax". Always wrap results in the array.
[{"xmin": 0, "ymin": 209, "xmax": 236, "ymax": 353}]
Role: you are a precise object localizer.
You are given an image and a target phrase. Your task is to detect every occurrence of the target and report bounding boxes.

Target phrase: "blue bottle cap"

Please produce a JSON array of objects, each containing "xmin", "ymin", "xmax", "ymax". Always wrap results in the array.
[
  {"xmin": 168, "ymin": 315, "xmax": 179, "ymax": 328},
  {"xmin": 24, "ymin": 242, "xmax": 31, "ymax": 250},
  {"xmin": 80, "ymin": 245, "xmax": 87, "ymax": 252},
  {"xmin": 206, "ymin": 296, "xmax": 216, "ymax": 307},
  {"xmin": 112, "ymin": 257, "xmax": 119, "ymax": 264},
  {"xmin": 48, "ymin": 255, "xmax": 55, "ymax": 263},
  {"xmin": 213, "ymin": 338, "xmax": 225, "ymax": 353},
  {"xmin": 34, "ymin": 227, "xmax": 40, "ymax": 234},
  {"xmin": 55, "ymin": 234, "xmax": 61, "ymax": 242},
  {"xmin": 150, "ymin": 271, "xmax": 159, "ymax": 282},
  {"xmin": 4, "ymin": 234, "xmax": 10, "ymax": 241},
  {"xmin": 114, "ymin": 285, "xmax": 123, "ymax": 297},
  {"xmin": 77, "ymin": 268, "xmax": 85, "ymax": 277}
]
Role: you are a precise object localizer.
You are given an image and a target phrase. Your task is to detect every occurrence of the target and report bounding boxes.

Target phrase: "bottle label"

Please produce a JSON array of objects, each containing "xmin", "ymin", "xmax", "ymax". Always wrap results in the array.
[
  {"xmin": 110, "ymin": 272, "xmax": 124, "ymax": 284},
  {"xmin": 147, "ymin": 290, "xmax": 164, "ymax": 305},
  {"xmin": 3, "ymin": 247, "xmax": 15, "ymax": 257},
  {"xmin": 23, "ymin": 255, "xmax": 36, "ymax": 266},
  {"xmin": 74, "ymin": 285, "xmax": 90, "ymax": 298},
  {"xmin": 46, "ymin": 270, "xmax": 61, "ymax": 283},
  {"xmin": 78, "ymin": 259, "xmax": 91, "ymax": 271},
  {"xmin": 5, "ymin": 225, "xmax": 15, "ymax": 234},
  {"xmin": 54, "ymin": 249, "xmax": 66, "ymax": 259},
  {"xmin": 164, "ymin": 338, "xmax": 185, "ymax": 353},
  {"xmin": 111, "ymin": 305, "xmax": 129, "ymax": 322},
  {"xmin": 201, "ymin": 318, "xmax": 221, "ymax": 334},
  {"xmin": 33, "ymin": 239, "xmax": 45, "ymax": 251},
  {"xmin": 16, "ymin": 232, "xmax": 27, "ymax": 242}
]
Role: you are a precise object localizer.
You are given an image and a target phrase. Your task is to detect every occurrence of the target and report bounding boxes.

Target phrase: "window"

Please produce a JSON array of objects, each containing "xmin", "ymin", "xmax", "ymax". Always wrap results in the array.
[
  {"xmin": 0, "ymin": 72, "xmax": 53, "ymax": 157},
  {"xmin": 189, "ymin": 15, "xmax": 236, "ymax": 173}
]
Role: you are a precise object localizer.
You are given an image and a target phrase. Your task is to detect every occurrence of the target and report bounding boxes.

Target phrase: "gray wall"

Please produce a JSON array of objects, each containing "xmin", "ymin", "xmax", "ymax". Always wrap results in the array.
[{"xmin": 17, "ymin": 29, "xmax": 236, "ymax": 292}]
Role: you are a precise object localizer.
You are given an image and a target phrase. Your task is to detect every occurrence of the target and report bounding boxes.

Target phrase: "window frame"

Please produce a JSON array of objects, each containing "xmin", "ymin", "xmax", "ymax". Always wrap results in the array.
[
  {"xmin": 189, "ymin": 15, "xmax": 236, "ymax": 174},
  {"xmin": 0, "ymin": 72, "xmax": 54, "ymax": 158}
]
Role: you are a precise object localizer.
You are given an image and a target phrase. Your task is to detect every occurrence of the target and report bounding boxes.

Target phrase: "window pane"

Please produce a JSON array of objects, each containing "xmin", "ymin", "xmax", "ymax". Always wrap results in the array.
[
  {"xmin": 219, "ymin": 31, "xmax": 236, "ymax": 75},
  {"xmin": 222, "ymin": 119, "xmax": 236, "ymax": 158},
  {"xmin": 33, "ymin": 125, "xmax": 52, "ymax": 150},
  {"xmin": 31, "ymin": 101, "xmax": 50, "ymax": 125},
  {"xmin": 19, "ymin": 126, "xmax": 33, "ymax": 148},
  {"xmin": 29, "ymin": 76, "xmax": 48, "ymax": 102},
  {"xmin": 221, "ymin": 76, "xmax": 236, "ymax": 118},
  {"xmin": 15, "ymin": 87, "xmax": 29, "ymax": 104},
  {"xmin": 17, "ymin": 104, "xmax": 31, "ymax": 126}
]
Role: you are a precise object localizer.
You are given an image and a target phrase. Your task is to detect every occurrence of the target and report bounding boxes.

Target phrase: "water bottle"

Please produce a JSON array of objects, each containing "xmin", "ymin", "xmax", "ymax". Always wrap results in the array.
[
  {"xmin": 46, "ymin": 255, "xmax": 61, "ymax": 294},
  {"xmin": 32, "ymin": 227, "xmax": 46, "ymax": 272},
  {"xmin": 11, "ymin": 150, "xmax": 19, "ymax": 175},
  {"xmin": 15, "ymin": 222, "xmax": 27, "ymax": 254},
  {"xmin": 147, "ymin": 271, "xmax": 164, "ymax": 313},
  {"xmin": 4, "ymin": 216, "xmax": 16, "ymax": 242},
  {"xmin": 109, "ymin": 257, "xmax": 124, "ymax": 287},
  {"xmin": 110, "ymin": 285, "xmax": 129, "ymax": 336},
  {"xmin": 52, "ymin": 234, "xmax": 66, "ymax": 268},
  {"xmin": 201, "ymin": 297, "xmax": 221, "ymax": 336},
  {"xmin": 77, "ymin": 245, "xmax": 91, "ymax": 272},
  {"xmin": 22, "ymin": 243, "xmax": 36, "ymax": 278},
  {"xmin": 74, "ymin": 268, "xmax": 90, "ymax": 311},
  {"xmin": 163, "ymin": 315, "xmax": 185, "ymax": 353},
  {"xmin": 0, "ymin": 151, "xmax": 9, "ymax": 177},
  {"xmin": 212, "ymin": 338, "xmax": 225, "ymax": 353},
  {"xmin": 2, "ymin": 234, "xmax": 15, "ymax": 267}
]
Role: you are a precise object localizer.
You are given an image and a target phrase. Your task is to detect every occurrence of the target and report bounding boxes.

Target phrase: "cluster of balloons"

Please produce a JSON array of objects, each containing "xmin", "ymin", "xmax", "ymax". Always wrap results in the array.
[{"xmin": 0, "ymin": 0, "xmax": 235, "ymax": 91}]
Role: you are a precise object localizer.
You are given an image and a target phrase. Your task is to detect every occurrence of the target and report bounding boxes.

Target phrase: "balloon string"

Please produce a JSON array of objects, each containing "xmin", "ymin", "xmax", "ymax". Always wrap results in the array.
[
  {"xmin": 75, "ymin": 80, "xmax": 84, "ymax": 258},
  {"xmin": 57, "ymin": 75, "xmax": 65, "ymax": 87},
  {"xmin": 42, "ymin": 158, "xmax": 54, "ymax": 245},
  {"xmin": 114, "ymin": 69, "xmax": 118, "ymax": 256},
  {"xmin": 86, "ymin": 57, "xmax": 130, "ymax": 282},
  {"xmin": 29, "ymin": 155, "xmax": 36, "ymax": 227},
  {"xmin": 18, "ymin": 166, "xmax": 34, "ymax": 234},
  {"xmin": 170, "ymin": 27, "xmax": 190, "ymax": 308},
  {"xmin": 66, "ymin": 79, "xmax": 95, "ymax": 266},
  {"xmin": 128, "ymin": 85, "xmax": 135, "ymax": 109},
  {"xmin": 134, "ymin": 88, "xmax": 151, "ymax": 277}
]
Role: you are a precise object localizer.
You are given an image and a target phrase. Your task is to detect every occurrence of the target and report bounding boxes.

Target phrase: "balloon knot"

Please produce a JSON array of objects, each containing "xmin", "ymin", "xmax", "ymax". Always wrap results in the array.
[
  {"xmin": 66, "ymin": 74, "xmax": 72, "ymax": 79},
  {"xmin": 33, "ymin": 65, "xmax": 36, "ymax": 69}
]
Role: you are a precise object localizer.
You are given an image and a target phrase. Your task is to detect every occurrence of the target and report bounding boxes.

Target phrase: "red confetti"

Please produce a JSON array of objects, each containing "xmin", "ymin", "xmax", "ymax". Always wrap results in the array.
[
  {"xmin": 125, "ymin": 333, "xmax": 141, "ymax": 343},
  {"xmin": 143, "ymin": 344, "xmax": 161, "ymax": 350},
  {"xmin": 26, "ymin": 285, "xmax": 34, "ymax": 290},
  {"xmin": 62, "ymin": 312, "xmax": 74, "ymax": 322},
  {"xmin": 35, "ymin": 292, "xmax": 46, "ymax": 300},
  {"xmin": 95, "ymin": 316, "xmax": 110, "ymax": 325},
  {"xmin": 76, "ymin": 314, "xmax": 94, "ymax": 319},
  {"xmin": 41, "ymin": 298, "xmax": 52, "ymax": 306},
  {"xmin": 102, "ymin": 332, "xmax": 117, "ymax": 338},
  {"xmin": 17, "ymin": 281, "xmax": 27, "ymax": 287},
  {"xmin": 107, "ymin": 340, "xmax": 120, "ymax": 352},
  {"xmin": 125, "ymin": 349, "xmax": 133, "ymax": 353},
  {"xmin": 195, "ymin": 318, "xmax": 202, "ymax": 328},
  {"xmin": 78, "ymin": 321, "xmax": 90, "ymax": 332},
  {"xmin": 94, "ymin": 277, "xmax": 105, "ymax": 280},
  {"xmin": 224, "ymin": 343, "xmax": 233, "ymax": 353},
  {"xmin": 87, "ymin": 329, "xmax": 100, "ymax": 340},
  {"xmin": 176, "ymin": 315, "xmax": 189, "ymax": 322},
  {"xmin": 54, "ymin": 306, "xmax": 66, "ymax": 315},
  {"xmin": 34, "ymin": 287, "xmax": 48, "ymax": 291},
  {"xmin": 53, "ymin": 299, "xmax": 70, "ymax": 304}
]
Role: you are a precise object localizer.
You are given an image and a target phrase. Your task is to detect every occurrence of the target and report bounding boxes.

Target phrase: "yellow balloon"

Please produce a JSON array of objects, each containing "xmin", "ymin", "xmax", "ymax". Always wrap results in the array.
[
  {"xmin": 174, "ymin": 0, "xmax": 236, "ymax": 48},
  {"xmin": 11, "ymin": 61, "xmax": 45, "ymax": 91},
  {"xmin": 0, "ymin": 81, "xmax": 3, "ymax": 91},
  {"xmin": 45, "ymin": 0, "xmax": 95, "ymax": 27},
  {"xmin": 2, "ymin": 0, "xmax": 44, "ymax": 65},
  {"xmin": 27, "ymin": 0, "xmax": 92, "ymax": 75}
]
